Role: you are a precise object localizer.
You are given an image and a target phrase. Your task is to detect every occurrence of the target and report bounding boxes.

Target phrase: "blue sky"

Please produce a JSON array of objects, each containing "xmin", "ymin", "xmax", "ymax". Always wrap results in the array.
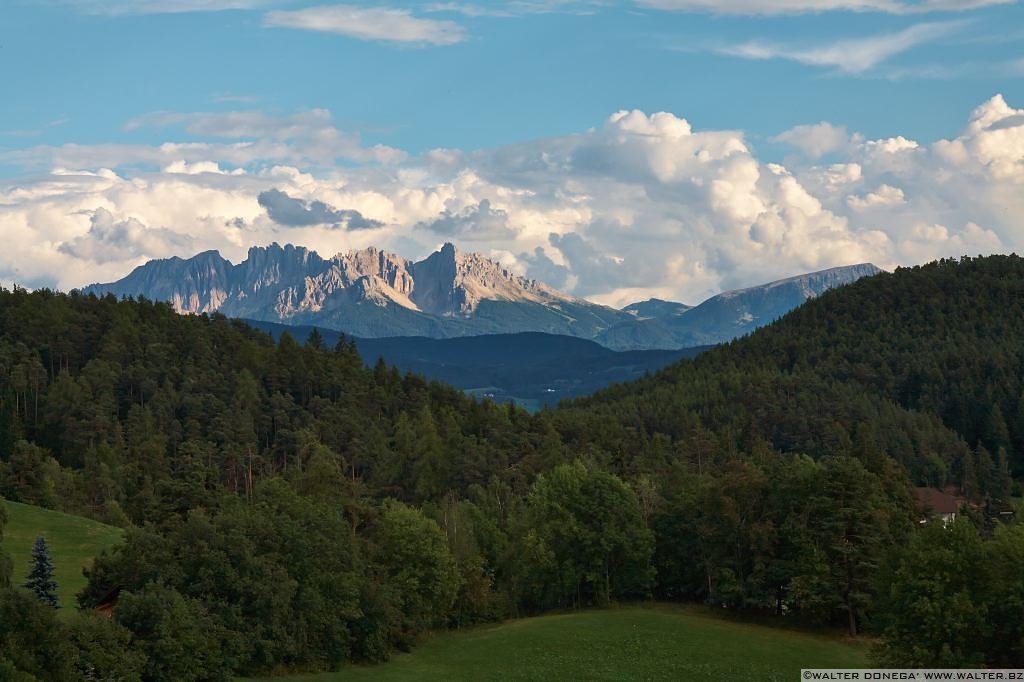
[
  {"xmin": 3, "ymin": 0, "xmax": 1022, "ymax": 160},
  {"xmin": 1, "ymin": 0, "xmax": 1023, "ymax": 305}
]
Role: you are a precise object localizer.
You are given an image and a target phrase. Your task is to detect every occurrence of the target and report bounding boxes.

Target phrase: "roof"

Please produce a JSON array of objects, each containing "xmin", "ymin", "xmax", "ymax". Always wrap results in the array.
[{"xmin": 914, "ymin": 487, "xmax": 963, "ymax": 515}]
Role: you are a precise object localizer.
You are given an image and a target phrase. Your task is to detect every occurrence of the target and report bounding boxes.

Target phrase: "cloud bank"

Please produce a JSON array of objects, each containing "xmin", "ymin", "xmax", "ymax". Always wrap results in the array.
[{"xmin": 1, "ymin": 95, "xmax": 1022, "ymax": 306}]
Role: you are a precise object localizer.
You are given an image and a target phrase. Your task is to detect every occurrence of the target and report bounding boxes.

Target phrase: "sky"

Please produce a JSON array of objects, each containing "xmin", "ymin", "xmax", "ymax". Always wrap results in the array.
[{"xmin": 1, "ymin": 0, "xmax": 1023, "ymax": 306}]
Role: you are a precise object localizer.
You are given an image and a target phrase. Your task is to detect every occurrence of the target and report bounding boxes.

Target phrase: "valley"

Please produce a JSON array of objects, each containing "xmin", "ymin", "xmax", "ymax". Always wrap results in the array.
[{"xmin": 244, "ymin": 321, "xmax": 710, "ymax": 408}]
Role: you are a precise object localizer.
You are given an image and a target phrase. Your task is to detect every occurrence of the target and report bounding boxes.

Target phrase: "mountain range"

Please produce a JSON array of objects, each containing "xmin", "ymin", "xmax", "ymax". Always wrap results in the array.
[{"xmin": 82, "ymin": 242, "xmax": 881, "ymax": 350}]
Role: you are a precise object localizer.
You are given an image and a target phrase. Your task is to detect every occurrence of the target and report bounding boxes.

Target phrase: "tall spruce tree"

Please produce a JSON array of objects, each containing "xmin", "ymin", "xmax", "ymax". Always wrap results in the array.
[{"xmin": 23, "ymin": 535, "xmax": 58, "ymax": 608}]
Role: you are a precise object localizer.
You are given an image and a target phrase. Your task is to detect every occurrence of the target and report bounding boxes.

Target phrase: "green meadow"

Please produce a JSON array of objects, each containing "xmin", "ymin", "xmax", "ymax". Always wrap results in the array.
[
  {"xmin": 1, "ymin": 498, "xmax": 123, "ymax": 611},
  {"xmin": 254, "ymin": 605, "xmax": 868, "ymax": 682}
]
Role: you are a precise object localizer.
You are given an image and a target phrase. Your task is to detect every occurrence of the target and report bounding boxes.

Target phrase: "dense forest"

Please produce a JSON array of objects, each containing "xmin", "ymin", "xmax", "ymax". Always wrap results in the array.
[{"xmin": 1, "ymin": 255, "xmax": 1023, "ymax": 679}]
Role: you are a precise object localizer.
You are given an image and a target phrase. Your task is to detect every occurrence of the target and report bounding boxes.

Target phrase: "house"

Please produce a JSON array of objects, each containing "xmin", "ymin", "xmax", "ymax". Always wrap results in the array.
[{"xmin": 914, "ymin": 487, "xmax": 963, "ymax": 526}]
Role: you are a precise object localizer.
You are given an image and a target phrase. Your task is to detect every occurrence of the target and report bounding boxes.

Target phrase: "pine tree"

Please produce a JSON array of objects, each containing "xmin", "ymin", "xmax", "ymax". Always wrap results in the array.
[{"xmin": 23, "ymin": 535, "xmax": 59, "ymax": 608}]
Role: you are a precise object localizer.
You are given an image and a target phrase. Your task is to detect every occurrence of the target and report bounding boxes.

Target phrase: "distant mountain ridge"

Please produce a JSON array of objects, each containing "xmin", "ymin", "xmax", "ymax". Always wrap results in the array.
[
  {"xmin": 82, "ymin": 243, "xmax": 881, "ymax": 350},
  {"xmin": 244, "ymin": 320, "xmax": 710, "ymax": 410},
  {"xmin": 600, "ymin": 263, "xmax": 884, "ymax": 349}
]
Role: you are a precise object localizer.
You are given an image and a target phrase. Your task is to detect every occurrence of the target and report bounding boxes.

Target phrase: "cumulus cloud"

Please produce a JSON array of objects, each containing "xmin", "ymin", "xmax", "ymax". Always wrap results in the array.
[
  {"xmin": 58, "ymin": 208, "xmax": 193, "ymax": 264},
  {"xmin": 897, "ymin": 221, "xmax": 1004, "ymax": 263},
  {"xmin": 719, "ymin": 21, "xmax": 965, "ymax": 73},
  {"xmin": 519, "ymin": 244, "xmax": 573, "ymax": 290},
  {"xmin": 773, "ymin": 122, "xmax": 857, "ymax": 158},
  {"xmin": 258, "ymin": 188, "xmax": 384, "ymax": 229},
  {"xmin": 847, "ymin": 184, "xmax": 906, "ymax": 210},
  {"xmin": 1, "ymin": 94, "xmax": 1023, "ymax": 306},
  {"xmin": 164, "ymin": 160, "xmax": 244, "ymax": 175},
  {"xmin": 540, "ymin": 231, "xmax": 646, "ymax": 298},
  {"xmin": 264, "ymin": 5, "xmax": 467, "ymax": 45},
  {"xmin": 419, "ymin": 199, "xmax": 518, "ymax": 240},
  {"xmin": 865, "ymin": 135, "xmax": 920, "ymax": 153}
]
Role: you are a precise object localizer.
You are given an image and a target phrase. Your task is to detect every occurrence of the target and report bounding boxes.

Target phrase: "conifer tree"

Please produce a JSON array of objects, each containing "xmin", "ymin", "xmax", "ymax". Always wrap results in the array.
[{"xmin": 23, "ymin": 535, "xmax": 58, "ymax": 608}]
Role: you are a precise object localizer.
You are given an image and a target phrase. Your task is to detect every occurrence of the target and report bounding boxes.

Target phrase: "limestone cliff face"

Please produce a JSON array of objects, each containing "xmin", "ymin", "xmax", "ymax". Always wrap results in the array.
[
  {"xmin": 409, "ymin": 243, "xmax": 572, "ymax": 316},
  {"xmin": 82, "ymin": 241, "xmax": 605, "ymax": 340},
  {"xmin": 86, "ymin": 249, "xmax": 233, "ymax": 315},
  {"xmin": 268, "ymin": 247, "xmax": 418, "ymax": 316}
]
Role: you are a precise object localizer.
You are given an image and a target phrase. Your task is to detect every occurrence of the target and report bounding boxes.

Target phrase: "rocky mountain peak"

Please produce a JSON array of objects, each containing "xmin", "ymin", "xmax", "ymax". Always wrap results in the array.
[
  {"xmin": 439, "ymin": 241, "xmax": 458, "ymax": 259},
  {"xmin": 409, "ymin": 242, "xmax": 570, "ymax": 316},
  {"xmin": 240, "ymin": 242, "xmax": 324, "ymax": 294},
  {"xmin": 327, "ymin": 246, "xmax": 417, "ymax": 308}
]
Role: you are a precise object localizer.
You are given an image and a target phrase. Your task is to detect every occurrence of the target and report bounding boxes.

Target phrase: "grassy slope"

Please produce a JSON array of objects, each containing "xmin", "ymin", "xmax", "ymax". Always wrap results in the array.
[
  {"xmin": 255, "ymin": 605, "xmax": 868, "ymax": 682},
  {"xmin": 1, "ymin": 499, "xmax": 123, "ymax": 610}
]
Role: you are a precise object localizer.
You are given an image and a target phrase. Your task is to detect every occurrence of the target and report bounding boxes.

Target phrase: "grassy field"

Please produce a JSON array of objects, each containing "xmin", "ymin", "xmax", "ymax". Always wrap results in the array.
[
  {"xmin": 1, "ymin": 498, "xmax": 123, "ymax": 610},
  {"xmin": 253, "ymin": 604, "xmax": 869, "ymax": 682}
]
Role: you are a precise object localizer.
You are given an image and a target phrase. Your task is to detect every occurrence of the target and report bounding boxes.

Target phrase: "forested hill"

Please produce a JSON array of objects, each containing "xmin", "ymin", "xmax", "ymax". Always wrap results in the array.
[
  {"xmin": 0, "ymin": 287, "xmax": 551, "ymax": 515},
  {"xmin": 559, "ymin": 255, "xmax": 1023, "ymax": 497},
  {"xmin": 2, "ymin": 255, "xmax": 1023, "ymax": 678}
]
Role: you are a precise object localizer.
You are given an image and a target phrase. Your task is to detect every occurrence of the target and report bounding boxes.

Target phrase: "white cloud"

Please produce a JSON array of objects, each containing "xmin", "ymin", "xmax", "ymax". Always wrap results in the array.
[
  {"xmin": 164, "ymin": 160, "xmax": 244, "ymax": 175},
  {"xmin": 773, "ymin": 122, "xmax": 857, "ymax": 158},
  {"xmin": 5, "ymin": 109, "xmax": 405, "ymax": 172},
  {"xmin": 264, "ymin": 5, "xmax": 467, "ymax": 46},
  {"xmin": 847, "ymin": 183, "xmax": 906, "ymax": 210},
  {"xmin": 897, "ymin": 221, "xmax": 1003, "ymax": 262},
  {"xmin": 864, "ymin": 135, "xmax": 920, "ymax": 152},
  {"xmin": 58, "ymin": 207, "xmax": 194, "ymax": 264},
  {"xmin": 1, "ymin": 95, "xmax": 1023, "ymax": 306},
  {"xmin": 720, "ymin": 21, "xmax": 965, "ymax": 73},
  {"xmin": 639, "ymin": 0, "xmax": 1013, "ymax": 14},
  {"xmin": 958, "ymin": 93, "xmax": 1024, "ymax": 177},
  {"xmin": 419, "ymin": 199, "xmax": 519, "ymax": 240}
]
